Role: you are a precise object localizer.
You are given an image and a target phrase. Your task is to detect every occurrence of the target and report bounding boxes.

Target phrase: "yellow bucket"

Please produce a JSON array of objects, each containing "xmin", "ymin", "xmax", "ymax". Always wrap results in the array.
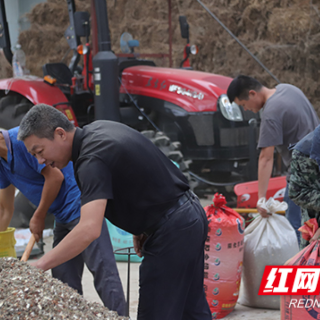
[{"xmin": 0, "ymin": 227, "xmax": 17, "ymax": 258}]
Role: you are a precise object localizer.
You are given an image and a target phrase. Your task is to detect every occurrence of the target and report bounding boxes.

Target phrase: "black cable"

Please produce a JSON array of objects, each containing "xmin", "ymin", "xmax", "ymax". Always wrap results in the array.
[
  {"xmin": 118, "ymin": 77, "xmax": 161, "ymax": 132},
  {"xmin": 188, "ymin": 170, "xmax": 240, "ymax": 186},
  {"xmin": 196, "ymin": 0, "xmax": 281, "ymax": 84}
]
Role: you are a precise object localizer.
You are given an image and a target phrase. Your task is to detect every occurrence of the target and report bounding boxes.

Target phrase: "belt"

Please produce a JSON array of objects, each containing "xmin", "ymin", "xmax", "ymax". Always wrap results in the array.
[{"xmin": 143, "ymin": 190, "xmax": 194, "ymax": 237}]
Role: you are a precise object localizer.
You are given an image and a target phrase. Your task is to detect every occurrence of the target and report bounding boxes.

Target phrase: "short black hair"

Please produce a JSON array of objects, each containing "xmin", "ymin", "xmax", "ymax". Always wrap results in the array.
[
  {"xmin": 227, "ymin": 75, "xmax": 263, "ymax": 103},
  {"xmin": 18, "ymin": 103, "xmax": 74, "ymax": 141}
]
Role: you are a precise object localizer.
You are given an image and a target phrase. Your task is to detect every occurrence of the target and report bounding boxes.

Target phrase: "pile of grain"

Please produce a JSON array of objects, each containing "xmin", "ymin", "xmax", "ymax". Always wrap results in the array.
[{"xmin": 0, "ymin": 257, "xmax": 128, "ymax": 320}]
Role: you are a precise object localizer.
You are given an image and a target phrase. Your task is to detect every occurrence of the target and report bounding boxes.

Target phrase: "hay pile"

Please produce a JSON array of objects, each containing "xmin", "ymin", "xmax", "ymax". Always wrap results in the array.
[
  {"xmin": 2, "ymin": 0, "xmax": 320, "ymax": 113},
  {"xmin": 0, "ymin": 257, "xmax": 128, "ymax": 319}
]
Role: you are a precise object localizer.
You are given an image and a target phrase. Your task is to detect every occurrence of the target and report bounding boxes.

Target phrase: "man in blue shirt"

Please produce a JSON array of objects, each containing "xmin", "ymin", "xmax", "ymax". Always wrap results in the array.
[{"xmin": 0, "ymin": 127, "xmax": 125, "ymax": 316}]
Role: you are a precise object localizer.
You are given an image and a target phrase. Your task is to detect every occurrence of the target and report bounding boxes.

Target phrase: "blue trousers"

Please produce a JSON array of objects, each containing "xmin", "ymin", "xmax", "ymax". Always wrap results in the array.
[
  {"xmin": 284, "ymin": 185, "xmax": 301, "ymax": 245},
  {"xmin": 138, "ymin": 193, "xmax": 211, "ymax": 320},
  {"xmin": 52, "ymin": 218, "xmax": 126, "ymax": 316}
]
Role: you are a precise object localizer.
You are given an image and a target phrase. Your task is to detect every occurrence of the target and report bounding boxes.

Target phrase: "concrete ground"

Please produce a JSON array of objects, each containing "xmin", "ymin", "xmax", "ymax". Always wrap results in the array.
[
  {"xmin": 82, "ymin": 259, "xmax": 281, "ymax": 320},
  {"xmin": 31, "ymin": 236, "xmax": 280, "ymax": 320},
  {"xmin": 27, "ymin": 196, "xmax": 281, "ymax": 320},
  {"xmin": 82, "ymin": 257, "xmax": 281, "ymax": 320}
]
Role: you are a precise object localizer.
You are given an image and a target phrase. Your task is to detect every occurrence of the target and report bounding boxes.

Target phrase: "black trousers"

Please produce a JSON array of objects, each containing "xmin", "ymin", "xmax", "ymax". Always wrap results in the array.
[
  {"xmin": 52, "ymin": 218, "xmax": 126, "ymax": 316},
  {"xmin": 138, "ymin": 193, "xmax": 211, "ymax": 320}
]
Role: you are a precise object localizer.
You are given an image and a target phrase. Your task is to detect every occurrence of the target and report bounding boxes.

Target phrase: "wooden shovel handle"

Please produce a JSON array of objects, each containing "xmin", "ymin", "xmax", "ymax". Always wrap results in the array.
[{"xmin": 20, "ymin": 234, "xmax": 36, "ymax": 262}]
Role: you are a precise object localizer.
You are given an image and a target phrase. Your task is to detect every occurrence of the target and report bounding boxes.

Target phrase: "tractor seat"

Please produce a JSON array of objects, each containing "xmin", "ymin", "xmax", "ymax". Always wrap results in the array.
[{"xmin": 42, "ymin": 63, "xmax": 73, "ymax": 94}]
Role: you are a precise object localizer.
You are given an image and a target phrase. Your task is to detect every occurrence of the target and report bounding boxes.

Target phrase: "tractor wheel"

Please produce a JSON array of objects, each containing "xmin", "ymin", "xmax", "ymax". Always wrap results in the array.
[
  {"xmin": 140, "ymin": 130, "xmax": 198, "ymax": 190},
  {"xmin": 0, "ymin": 94, "xmax": 33, "ymax": 129},
  {"xmin": 0, "ymin": 93, "xmax": 54, "ymax": 229}
]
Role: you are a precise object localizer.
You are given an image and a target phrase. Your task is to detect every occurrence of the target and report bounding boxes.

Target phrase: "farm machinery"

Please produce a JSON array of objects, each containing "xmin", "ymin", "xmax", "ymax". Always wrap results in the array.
[{"xmin": 0, "ymin": 0, "xmax": 261, "ymax": 225}]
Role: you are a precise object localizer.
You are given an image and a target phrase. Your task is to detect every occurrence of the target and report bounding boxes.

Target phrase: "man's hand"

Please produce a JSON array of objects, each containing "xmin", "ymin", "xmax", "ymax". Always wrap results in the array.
[
  {"xmin": 28, "ymin": 260, "xmax": 45, "ymax": 270},
  {"xmin": 29, "ymin": 213, "xmax": 45, "ymax": 242},
  {"xmin": 257, "ymin": 197, "xmax": 271, "ymax": 218},
  {"xmin": 310, "ymin": 228, "xmax": 320, "ymax": 242},
  {"xmin": 133, "ymin": 234, "xmax": 147, "ymax": 258},
  {"xmin": 257, "ymin": 204, "xmax": 270, "ymax": 218}
]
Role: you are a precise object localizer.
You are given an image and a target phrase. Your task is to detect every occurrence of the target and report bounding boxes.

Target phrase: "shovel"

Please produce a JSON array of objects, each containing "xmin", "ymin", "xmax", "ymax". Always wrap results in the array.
[{"xmin": 20, "ymin": 233, "xmax": 36, "ymax": 262}]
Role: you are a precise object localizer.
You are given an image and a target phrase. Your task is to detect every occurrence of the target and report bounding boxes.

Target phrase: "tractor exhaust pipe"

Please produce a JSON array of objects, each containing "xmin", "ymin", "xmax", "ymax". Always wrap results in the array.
[{"xmin": 92, "ymin": 0, "xmax": 121, "ymax": 122}]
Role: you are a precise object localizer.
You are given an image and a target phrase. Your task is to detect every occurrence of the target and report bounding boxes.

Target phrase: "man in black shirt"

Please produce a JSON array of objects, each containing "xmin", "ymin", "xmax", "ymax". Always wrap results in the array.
[{"xmin": 18, "ymin": 104, "xmax": 211, "ymax": 320}]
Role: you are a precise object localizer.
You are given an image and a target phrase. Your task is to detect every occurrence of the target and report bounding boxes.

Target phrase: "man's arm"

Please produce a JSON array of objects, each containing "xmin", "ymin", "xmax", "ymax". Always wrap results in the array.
[
  {"xmin": 0, "ymin": 184, "xmax": 15, "ymax": 231},
  {"xmin": 257, "ymin": 146, "xmax": 275, "ymax": 217},
  {"xmin": 31, "ymin": 199, "xmax": 107, "ymax": 271},
  {"xmin": 29, "ymin": 165, "xmax": 64, "ymax": 242}
]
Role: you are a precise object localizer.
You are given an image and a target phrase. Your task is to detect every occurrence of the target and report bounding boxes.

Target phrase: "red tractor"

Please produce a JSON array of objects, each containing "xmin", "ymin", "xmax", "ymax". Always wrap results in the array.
[{"xmin": 0, "ymin": 0, "xmax": 260, "ymax": 225}]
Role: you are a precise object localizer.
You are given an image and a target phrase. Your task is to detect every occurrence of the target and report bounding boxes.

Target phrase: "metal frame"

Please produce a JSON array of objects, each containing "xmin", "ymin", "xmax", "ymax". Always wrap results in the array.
[{"xmin": 113, "ymin": 246, "xmax": 139, "ymax": 317}]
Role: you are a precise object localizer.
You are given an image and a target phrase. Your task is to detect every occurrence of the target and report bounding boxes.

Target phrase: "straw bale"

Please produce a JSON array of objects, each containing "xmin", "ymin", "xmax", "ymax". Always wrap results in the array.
[{"xmin": 1, "ymin": 0, "xmax": 320, "ymax": 115}]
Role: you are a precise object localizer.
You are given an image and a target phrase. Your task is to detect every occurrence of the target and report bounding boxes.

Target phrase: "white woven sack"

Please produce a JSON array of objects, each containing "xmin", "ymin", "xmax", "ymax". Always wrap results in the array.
[{"xmin": 238, "ymin": 213, "xmax": 299, "ymax": 309}]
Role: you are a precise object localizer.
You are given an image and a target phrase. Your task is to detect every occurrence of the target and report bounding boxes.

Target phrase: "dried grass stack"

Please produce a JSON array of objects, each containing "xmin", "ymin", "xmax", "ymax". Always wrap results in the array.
[
  {"xmin": 0, "ymin": 257, "xmax": 128, "ymax": 320},
  {"xmin": 2, "ymin": 0, "xmax": 320, "ymax": 115}
]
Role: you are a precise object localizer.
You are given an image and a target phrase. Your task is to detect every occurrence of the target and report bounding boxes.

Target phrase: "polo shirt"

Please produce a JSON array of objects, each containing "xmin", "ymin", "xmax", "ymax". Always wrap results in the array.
[
  {"xmin": 71, "ymin": 120, "xmax": 189, "ymax": 235},
  {"xmin": 0, "ymin": 127, "xmax": 80, "ymax": 224}
]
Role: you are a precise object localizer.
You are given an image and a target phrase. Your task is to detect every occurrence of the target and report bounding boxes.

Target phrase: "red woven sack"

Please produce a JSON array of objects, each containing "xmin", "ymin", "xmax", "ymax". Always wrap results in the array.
[
  {"xmin": 281, "ymin": 219, "xmax": 320, "ymax": 320},
  {"xmin": 298, "ymin": 218, "xmax": 318, "ymax": 242},
  {"xmin": 204, "ymin": 193, "xmax": 245, "ymax": 319}
]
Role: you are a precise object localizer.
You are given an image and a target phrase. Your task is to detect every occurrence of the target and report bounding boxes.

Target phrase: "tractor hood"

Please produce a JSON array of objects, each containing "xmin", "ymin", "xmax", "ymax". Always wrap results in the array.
[{"xmin": 120, "ymin": 66, "xmax": 233, "ymax": 113}]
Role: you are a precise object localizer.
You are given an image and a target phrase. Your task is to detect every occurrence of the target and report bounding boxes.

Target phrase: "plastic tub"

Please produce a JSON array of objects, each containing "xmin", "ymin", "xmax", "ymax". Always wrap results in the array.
[{"xmin": 0, "ymin": 227, "xmax": 17, "ymax": 258}]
